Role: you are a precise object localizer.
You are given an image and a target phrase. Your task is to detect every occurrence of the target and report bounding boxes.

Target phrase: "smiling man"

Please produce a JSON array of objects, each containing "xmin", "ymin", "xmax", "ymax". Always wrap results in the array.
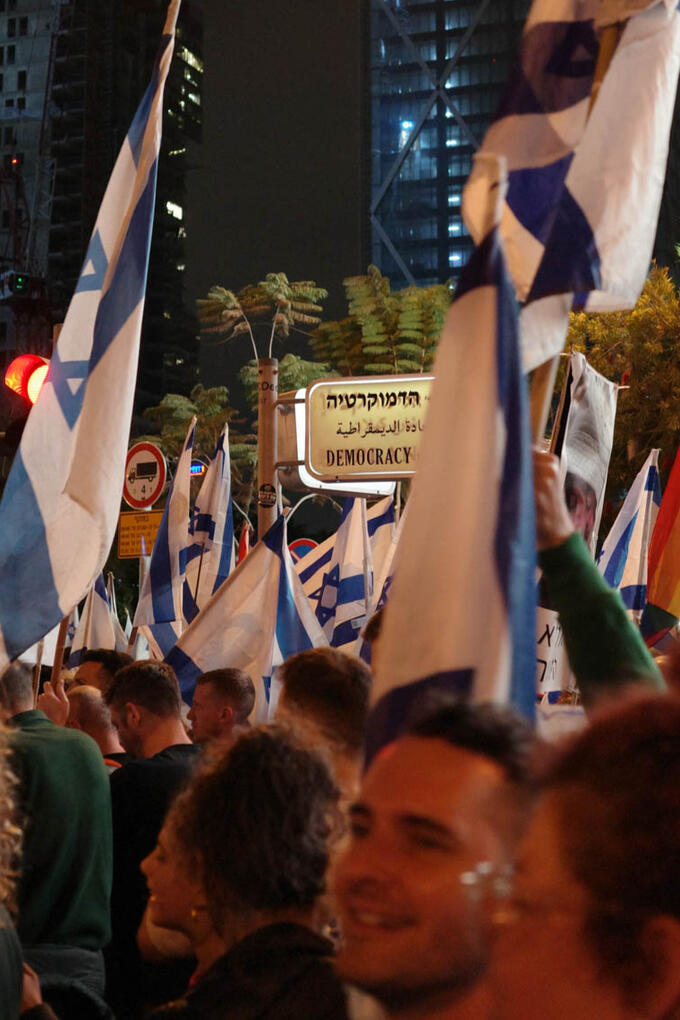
[{"xmin": 333, "ymin": 699, "xmax": 536, "ymax": 1020}]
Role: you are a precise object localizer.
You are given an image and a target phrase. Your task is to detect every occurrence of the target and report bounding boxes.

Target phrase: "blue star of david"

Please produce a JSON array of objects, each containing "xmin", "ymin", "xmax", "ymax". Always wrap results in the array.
[
  {"xmin": 315, "ymin": 565, "xmax": 340, "ymax": 627},
  {"xmin": 75, "ymin": 230, "xmax": 109, "ymax": 294},
  {"xmin": 48, "ymin": 347, "xmax": 89, "ymax": 430}
]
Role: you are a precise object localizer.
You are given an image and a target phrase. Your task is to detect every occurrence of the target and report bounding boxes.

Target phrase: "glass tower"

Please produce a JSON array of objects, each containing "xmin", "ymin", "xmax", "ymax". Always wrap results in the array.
[{"xmin": 369, "ymin": 0, "xmax": 530, "ymax": 288}]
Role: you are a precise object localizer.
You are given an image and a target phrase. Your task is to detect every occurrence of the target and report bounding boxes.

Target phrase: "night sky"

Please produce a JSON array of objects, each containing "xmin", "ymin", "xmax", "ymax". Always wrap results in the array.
[{"xmin": 184, "ymin": 0, "xmax": 367, "ymax": 395}]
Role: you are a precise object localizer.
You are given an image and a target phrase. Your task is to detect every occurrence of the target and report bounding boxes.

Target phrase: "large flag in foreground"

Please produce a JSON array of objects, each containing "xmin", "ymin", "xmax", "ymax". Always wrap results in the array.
[
  {"xmin": 134, "ymin": 418, "xmax": 195, "ymax": 630},
  {"xmin": 0, "ymin": 1, "xmax": 179, "ymax": 667},
  {"xmin": 641, "ymin": 446, "xmax": 680, "ymax": 645},
  {"xmin": 370, "ymin": 168, "xmax": 536, "ymax": 759},
  {"xmin": 598, "ymin": 449, "xmax": 661, "ymax": 621},
  {"xmin": 166, "ymin": 516, "xmax": 327, "ymax": 719},
  {"xmin": 463, "ymin": 0, "xmax": 680, "ymax": 370},
  {"xmin": 183, "ymin": 424, "xmax": 235, "ymax": 621},
  {"xmin": 68, "ymin": 574, "xmax": 120, "ymax": 667}
]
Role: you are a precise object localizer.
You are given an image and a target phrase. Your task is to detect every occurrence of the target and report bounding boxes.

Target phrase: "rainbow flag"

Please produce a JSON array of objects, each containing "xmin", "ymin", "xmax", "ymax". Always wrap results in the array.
[{"xmin": 641, "ymin": 446, "xmax": 680, "ymax": 646}]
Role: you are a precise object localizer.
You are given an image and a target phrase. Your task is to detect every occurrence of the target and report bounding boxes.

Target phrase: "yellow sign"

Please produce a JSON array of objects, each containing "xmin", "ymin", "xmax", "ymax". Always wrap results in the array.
[
  {"xmin": 117, "ymin": 510, "xmax": 164, "ymax": 559},
  {"xmin": 305, "ymin": 375, "xmax": 433, "ymax": 481}
]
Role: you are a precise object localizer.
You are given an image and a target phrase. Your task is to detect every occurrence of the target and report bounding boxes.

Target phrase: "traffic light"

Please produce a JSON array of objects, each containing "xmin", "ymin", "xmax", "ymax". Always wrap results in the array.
[{"xmin": 5, "ymin": 354, "xmax": 49, "ymax": 405}]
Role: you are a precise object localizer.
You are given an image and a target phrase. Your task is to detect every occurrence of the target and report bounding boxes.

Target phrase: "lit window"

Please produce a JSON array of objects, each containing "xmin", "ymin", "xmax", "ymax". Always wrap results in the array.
[
  {"xmin": 448, "ymin": 191, "xmax": 461, "ymax": 206},
  {"xmin": 448, "ymin": 222, "xmax": 461, "ymax": 235},
  {"xmin": 179, "ymin": 46, "xmax": 203, "ymax": 73},
  {"xmin": 448, "ymin": 252, "xmax": 462, "ymax": 265},
  {"xmin": 399, "ymin": 118, "xmax": 414, "ymax": 149},
  {"xmin": 168, "ymin": 147, "xmax": 186, "ymax": 157},
  {"xmin": 176, "ymin": 263, "xmax": 186, "ymax": 272},
  {"xmin": 186, "ymin": 91, "xmax": 200, "ymax": 105},
  {"xmin": 166, "ymin": 200, "xmax": 183, "ymax": 220},
  {"xmin": 178, "ymin": 225, "xmax": 186, "ymax": 239}
]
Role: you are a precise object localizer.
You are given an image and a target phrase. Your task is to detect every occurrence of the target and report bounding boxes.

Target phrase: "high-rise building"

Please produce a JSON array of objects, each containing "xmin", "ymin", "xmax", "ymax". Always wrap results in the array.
[
  {"xmin": 48, "ymin": 0, "xmax": 203, "ymax": 409},
  {"xmin": 369, "ymin": 0, "xmax": 530, "ymax": 289}
]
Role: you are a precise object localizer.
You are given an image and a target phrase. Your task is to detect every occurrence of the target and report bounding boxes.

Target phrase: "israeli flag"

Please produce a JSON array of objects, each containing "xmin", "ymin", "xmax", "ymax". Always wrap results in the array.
[
  {"xmin": 463, "ymin": 0, "xmax": 680, "ymax": 371},
  {"xmin": 0, "ymin": 1, "xmax": 180, "ymax": 668},
  {"xmin": 166, "ymin": 515, "xmax": 327, "ymax": 719},
  {"xmin": 183, "ymin": 424, "xmax": 235, "ymax": 622},
  {"xmin": 598, "ymin": 449, "xmax": 661, "ymax": 621},
  {"xmin": 106, "ymin": 574, "xmax": 129, "ymax": 652},
  {"xmin": 68, "ymin": 574, "xmax": 120, "ymax": 667},
  {"xmin": 369, "ymin": 163, "xmax": 536, "ymax": 759},
  {"xmin": 314, "ymin": 498, "xmax": 373, "ymax": 650},
  {"xmin": 296, "ymin": 497, "xmax": 394, "ymax": 614},
  {"xmin": 134, "ymin": 417, "xmax": 195, "ymax": 630}
]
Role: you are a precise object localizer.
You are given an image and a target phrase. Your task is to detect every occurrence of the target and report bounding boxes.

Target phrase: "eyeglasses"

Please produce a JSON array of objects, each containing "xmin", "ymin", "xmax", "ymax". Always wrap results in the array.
[{"xmin": 460, "ymin": 862, "xmax": 584, "ymax": 929}]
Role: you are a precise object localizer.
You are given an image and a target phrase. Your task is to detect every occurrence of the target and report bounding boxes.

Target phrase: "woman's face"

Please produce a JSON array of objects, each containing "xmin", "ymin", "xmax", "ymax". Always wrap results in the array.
[
  {"xmin": 488, "ymin": 793, "xmax": 635, "ymax": 1020},
  {"xmin": 141, "ymin": 821, "xmax": 205, "ymax": 934}
]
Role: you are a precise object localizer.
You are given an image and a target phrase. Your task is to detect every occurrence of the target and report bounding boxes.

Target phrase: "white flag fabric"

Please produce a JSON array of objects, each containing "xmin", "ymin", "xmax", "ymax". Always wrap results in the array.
[
  {"xmin": 463, "ymin": 0, "xmax": 680, "ymax": 371},
  {"xmin": 369, "ymin": 168, "xmax": 536, "ymax": 759},
  {"xmin": 598, "ymin": 449, "xmax": 661, "ymax": 621},
  {"xmin": 295, "ymin": 498, "xmax": 394, "ymax": 616},
  {"xmin": 166, "ymin": 516, "xmax": 327, "ymax": 720},
  {"xmin": 183, "ymin": 424, "xmax": 235, "ymax": 621},
  {"xmin": 134, "ymin": 418, "xmax": 196, "ymax": 629},
  {"xmin": 0, "ymin": 1, "xmax": 179, "ymax": 667},
  {"xmin": 68, "ymin": 574, "xmax": 120, "ymax": 667},
  {"xmin": 106, "ymin": 574, "xmax": 128, "ymax": 652},
  {"xmin": 315, "ymin": 498, "xmax": 373, "ymax": 649}
]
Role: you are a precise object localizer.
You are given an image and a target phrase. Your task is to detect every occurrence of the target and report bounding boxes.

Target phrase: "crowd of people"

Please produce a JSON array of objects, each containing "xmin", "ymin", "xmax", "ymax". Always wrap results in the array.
[{"xmin": 0, "ymin": 450, "xmax": 678, "ymax": 1019}]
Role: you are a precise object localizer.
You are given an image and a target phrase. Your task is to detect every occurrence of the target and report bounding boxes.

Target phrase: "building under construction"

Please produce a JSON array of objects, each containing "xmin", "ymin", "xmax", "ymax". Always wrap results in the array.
[{"xmin": 0, "ymin": 0, "xmax": 203, "ymax": 420}]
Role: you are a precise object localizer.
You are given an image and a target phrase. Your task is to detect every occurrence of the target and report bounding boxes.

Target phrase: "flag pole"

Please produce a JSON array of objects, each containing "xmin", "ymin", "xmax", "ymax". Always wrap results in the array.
[
  {"xmin": 32, "ymin": 638, "xmax": 44, "ymax": 706},
  {"xmin": 529, "ymin": 22, "xmax": 624, "ymax": 443},
  {"xmin": 51, "ymin": 615, "xmax": 70, "ymax": 684}
]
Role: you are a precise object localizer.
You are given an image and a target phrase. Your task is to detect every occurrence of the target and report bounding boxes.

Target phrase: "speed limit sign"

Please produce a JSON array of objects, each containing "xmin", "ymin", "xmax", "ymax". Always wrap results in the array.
[{"xmin": 123, "ymin": 442, "xmax": 167, "ymax": 509}]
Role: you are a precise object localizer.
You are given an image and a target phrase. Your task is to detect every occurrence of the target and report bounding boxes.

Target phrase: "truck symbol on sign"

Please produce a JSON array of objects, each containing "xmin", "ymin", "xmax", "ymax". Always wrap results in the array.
[{"xmin": 127, "ymin": 461, "xmax": 158, "ymax": 485}]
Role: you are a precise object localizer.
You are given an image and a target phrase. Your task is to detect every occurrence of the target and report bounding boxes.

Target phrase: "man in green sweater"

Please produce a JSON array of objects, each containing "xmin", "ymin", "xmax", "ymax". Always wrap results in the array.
[{"xmin": 0, "ymin": 661, "xmax": 113, "ymax": 1001}]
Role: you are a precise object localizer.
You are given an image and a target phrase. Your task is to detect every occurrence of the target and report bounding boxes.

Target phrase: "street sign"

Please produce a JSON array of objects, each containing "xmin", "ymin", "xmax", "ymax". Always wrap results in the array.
[
  {"xmin": 305, "ymin": 375, "xmax": 433, "ymax": 482},
  {"xmin": 117, "ymin": 509, "xmax": 164, "ymax": 558},
  {"xmin": 288, "ymin": 537, "xmax": 318, "ymax": 563},
  {"xmin": 123, "ymin": 441, "xmax": 166, "ymax": 509}
]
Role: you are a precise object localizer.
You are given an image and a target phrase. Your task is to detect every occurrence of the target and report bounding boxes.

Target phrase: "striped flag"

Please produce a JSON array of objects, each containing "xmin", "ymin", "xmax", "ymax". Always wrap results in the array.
[
  {"xmin": 166, "ymin": 516, "xmax": 327, "ymax": 719},
  {"xmin": 183, "ymin": 424, "xmax": 235, "ymax": 621},
  {"xmin": 641, "ymin": 445, "xmax": 680, "ymax": 645},
  {"xmin": 0, "ymin": 0, "xmax": 180, "ymax": 667},
  {"xmin": 314, "ymin": 498, "xmax": 373, "ymax": 650},
  {"xmin": 598, "ymin": 449, "xmax": 661, "ymax": 621},
  {"xmin": 464, "ymin": 0, "xmax": 680, "ymax": 370},
  {"xmin": 296, "ymin": 497, "xmax": 394, "ymax": 615},
  {"xmin": 68, "ymin": 574, "xmax": 120, "ymax": 667},
  {"xmin": 369, "ymin": 167, "xmax": 536, "ymax": 759},
  {"xmin": 133, "ymin": 417, "xmax": 195, "ymax": 631}
]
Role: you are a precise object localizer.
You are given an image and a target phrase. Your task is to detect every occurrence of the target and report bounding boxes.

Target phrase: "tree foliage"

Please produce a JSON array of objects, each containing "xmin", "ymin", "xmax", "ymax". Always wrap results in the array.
[
  {"xmin": 564, "ymin": 264, "xmax": 680, "ymax": 508},
  {"xmin": 239, "ymin": 352, "xmax": 335, "ymax": 410},
  {"xmin": 309, "ymin": 265, "xmax": 452, "ymax": 376},
  {"xmin": 197, "ymin": 273, "xmax": 328, "ymax": 358}
]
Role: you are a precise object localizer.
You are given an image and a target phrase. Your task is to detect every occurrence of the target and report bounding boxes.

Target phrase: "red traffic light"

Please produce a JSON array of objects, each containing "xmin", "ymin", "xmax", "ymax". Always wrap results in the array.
[{"xmin": 5, "ymin": 354, "xmax": 49, "ymax": 405}]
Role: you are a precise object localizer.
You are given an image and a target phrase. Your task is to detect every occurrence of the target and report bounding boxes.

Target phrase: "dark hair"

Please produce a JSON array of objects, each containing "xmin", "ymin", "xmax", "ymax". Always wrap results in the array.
[
  {"xmin": 407, "ymin": 696, "xmax": 537, "ymax": 787},
  {"xmin": 362, "ymin": 608, "xmax": 384, "ymax": 645},
  {"xmin": 196, "ymin": 669, "xmax": 255, "ymax": 723},
  {"xmin": 0, "ymin": 662, "xmax": 34, "ymax": 714},
  {"xmin": 169, "ymin": 726, "xmax": 338, "ymax": 934},
  {"xmin": 104, "ymin": 660, "xmax": 181, "ymax": 718},
  {"xmin": 540, "ymin": 692, "xmax": 680, "ymax": 999},
  {"xmin": 80, "ymin": 649, "xmax": 133, "ymax": 693},
  {"xmin": 280, "ymin": 648, "xmax": 371, "ymax": 752}
]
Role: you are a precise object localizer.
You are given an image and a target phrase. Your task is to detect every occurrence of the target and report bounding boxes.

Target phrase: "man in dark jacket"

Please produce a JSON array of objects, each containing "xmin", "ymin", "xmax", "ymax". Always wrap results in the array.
[{"xmin": 104, "ymin": 660, "xmax": 199, "ymax": 1019}]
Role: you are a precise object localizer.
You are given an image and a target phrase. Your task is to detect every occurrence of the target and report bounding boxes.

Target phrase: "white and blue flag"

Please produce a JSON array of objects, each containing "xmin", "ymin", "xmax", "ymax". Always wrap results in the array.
[
  {"xmin": 463, "ymin": 0, "xmax": 680, "ymax": 371},
  {"xmin": 0, "ymin": 0, "xmax": 180, "ymax": 667},
  {"xmin": 183, "ymin": 424, "xmax": 235, "ymax": 622},
  {"xmin": 369, "ymin": 166, "xmax": 536, "ymax": 759},
  {"xmin": 166, "ymin": 515, "xmax": 327, "ymax": 719},
  {"xmin": 598, "ymin": 449, "xmax": 661, "ymax": 621},
  {"xmin": 315, "ymin": 498, "xmax": 373, "ymax": 650},
  {"xmin": 134, "ymin": 417, "xmax": 195, "ymax": 632},
  {"xmin": 296, "ymin": 497, "xmax": 394, "ymax": 616},
  {"xmin": 68, "ymin": 574, "xmax": 120, "ymax": 667}
]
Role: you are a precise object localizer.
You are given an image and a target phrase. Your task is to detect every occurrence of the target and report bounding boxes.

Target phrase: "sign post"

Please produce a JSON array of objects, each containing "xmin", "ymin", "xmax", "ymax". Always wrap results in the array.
[{"xmin": 257, "ymin": 358, "xmax": 278, "ymax": 539}]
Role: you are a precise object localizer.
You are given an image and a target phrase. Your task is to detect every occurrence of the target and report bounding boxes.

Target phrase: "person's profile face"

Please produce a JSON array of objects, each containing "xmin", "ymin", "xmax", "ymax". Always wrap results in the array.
[{"xmin": 565, "ymin": 472, "xmax": 597, "ymax": 545}]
